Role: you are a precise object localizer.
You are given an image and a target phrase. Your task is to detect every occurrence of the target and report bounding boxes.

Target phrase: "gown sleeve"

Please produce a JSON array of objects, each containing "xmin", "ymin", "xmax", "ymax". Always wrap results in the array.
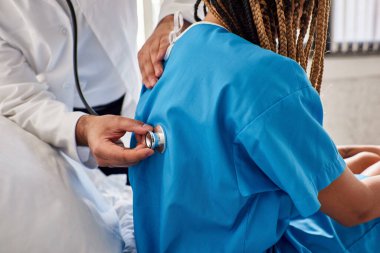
[{"xmin": 233, "ymin": 77, "xmax": 346, "ymax": 218}]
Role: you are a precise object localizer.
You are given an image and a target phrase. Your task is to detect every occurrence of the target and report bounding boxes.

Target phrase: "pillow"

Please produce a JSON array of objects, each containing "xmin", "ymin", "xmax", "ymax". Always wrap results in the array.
[{"xmin": 0, "ymin": 116, "xmax": 124, "ymax": 253}]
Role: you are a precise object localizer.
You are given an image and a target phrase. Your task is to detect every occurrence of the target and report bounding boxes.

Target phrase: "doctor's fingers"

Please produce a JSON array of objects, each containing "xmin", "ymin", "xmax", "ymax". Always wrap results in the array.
[
  {"xmin": 156, "ymin": 37, "xmax": 170, "ymax": 63},
  {"xmin": 134, "ymin": 133, "xmax": 147, "ymax": 147},
  {"xmin": 140, "ymin": 38, "xmax": 168, "ymax": 89},
  {"xmin": 138, "ymin": 44, "xmax": 158, "ymax": 89},
  {"xmin": 94, "ymin": 142, "xmax": 154, "ymax": 167},
  {"xmin": 149, "ymin": 36, "xmax": 165, "ymax": 78},
  {"xmin": 139, "ymin": 15, "xmax": 175, "ymax": 88},
  {"xmin": 114, "ymin": 117, "xmax": 153, "ymax": 135}
]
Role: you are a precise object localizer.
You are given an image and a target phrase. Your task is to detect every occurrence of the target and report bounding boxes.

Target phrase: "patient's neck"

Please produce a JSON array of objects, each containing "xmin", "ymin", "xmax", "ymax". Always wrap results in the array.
[{"xmin": 203, "ymin": 12, "xmax": 225, "ymax": 29}]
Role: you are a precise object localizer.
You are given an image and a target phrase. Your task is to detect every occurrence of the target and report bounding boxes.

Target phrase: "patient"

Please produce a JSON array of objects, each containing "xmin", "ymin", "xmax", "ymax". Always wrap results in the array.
[{"xmin": 130, "ymin": 1, "xmax": 380, "ymax": 252}]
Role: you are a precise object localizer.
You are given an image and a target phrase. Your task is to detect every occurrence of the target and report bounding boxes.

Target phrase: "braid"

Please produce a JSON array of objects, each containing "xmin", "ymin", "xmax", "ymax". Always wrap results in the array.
[
  {"xmin": 215, "ymin": 0, "xmax": 241, "ymax": 32},
  {"xmin": 204, "ymin": 0, "xmax": 261, "ymax": 44},
  {"xmin": 268, "ymin": 0, "xmax": 279, "ymax": 52},
  {"xmin": 275, "ymin": 0, "xmax": 288, "ymax": 56},
  {"xmin": 197, "ymin": 0, "xmax": 330, "ymax": 93},
  {"xmin": 302, "ymin": 1, "xmax": 318, "ymax": 70},
  {"xmin": 203, "ymin": 2, "xmax": 208, "ymax": 17},
  {"xmin": 195, "ymin": 0, "xmax": 202, "ymax": 22},
  {"xmin": 292, "ymin": 0, "xmax": 301, "ymax": 41},
  {"xmin": 241, "ymin": 2, "xmax": 261, "ymax": 44},
  {"xmin": 315, "ymin": 0, "xmax": 331, "ymax": 92},
  {"xmin": 259, "ymin": 0, "xmax": 276, "ymax": 51},
  {"xmin": 285, "ymin": 0, "xmax": 296, "ymax": 59},
  {"xmin": 214, "ymin": 0, "xmax": 242, "ymax": 32},
  {"xmin": 203, "ymin": 1, "xmax": 230, "ymax": 30},
  {"xmin": 250, "ymin": 0, "xmax": 271, "ymax": 50},
  {"xmin": 296, "ymin": 0, "xmax": 314, "ymax": 64},
  {"xmin": 242, "ymin": 0, "xmax": 258, "ymax": 42},
  {"xmin": 225, "ymin": 1, "xmax": 244, "ymax": 31},
  {"xmin": 310, "ymin": 0, "xmax": 326, "ymax": 89}
]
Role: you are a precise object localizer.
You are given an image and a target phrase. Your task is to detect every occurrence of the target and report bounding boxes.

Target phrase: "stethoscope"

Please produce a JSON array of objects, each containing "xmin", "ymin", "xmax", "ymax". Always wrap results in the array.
[
  {"xmin": 145, "ymin": 125, "xmax": 166, "ymax": 153},
  {"xmin": 65, "ymin": 0, "xmax": 98, "ymax": 116},
  {"xmin": 65, "ymin": 0, "xmax": 166, "ymax": 153}
]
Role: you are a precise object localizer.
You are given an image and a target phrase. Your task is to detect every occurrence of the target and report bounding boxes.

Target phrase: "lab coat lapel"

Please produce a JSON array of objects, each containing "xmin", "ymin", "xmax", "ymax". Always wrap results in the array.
[
  {"xmin": 75, "ymin": 0, "xmax": 137, "ymax": 83},
  {"xmin": 40, "ymin": 0, "xmax": 72, "ymax": 26}
]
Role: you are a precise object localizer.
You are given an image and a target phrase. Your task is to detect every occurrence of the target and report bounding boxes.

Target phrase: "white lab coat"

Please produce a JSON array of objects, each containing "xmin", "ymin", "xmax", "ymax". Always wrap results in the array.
[
  {"xmin": 0, "ymin": 0, "xmax": 194, "ymax": 167},
  {"xmin": 159, "ymin": 0, "xmax": 198, "ymax": 22}
]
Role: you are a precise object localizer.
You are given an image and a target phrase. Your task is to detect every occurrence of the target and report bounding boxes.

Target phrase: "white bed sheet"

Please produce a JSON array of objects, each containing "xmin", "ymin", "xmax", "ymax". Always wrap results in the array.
[
  {"xmin": 0, "ymin": 116, "xmax": 135, "ymax": 253},
  {"xmin": 84, "ymin": 170, "xmax": 136, "ymax": 253}
]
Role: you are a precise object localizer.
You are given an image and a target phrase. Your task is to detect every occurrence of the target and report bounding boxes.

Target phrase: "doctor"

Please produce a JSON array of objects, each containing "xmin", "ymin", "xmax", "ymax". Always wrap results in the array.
[{"xmin": 0, "ymin": 0, "xmax": 194, "ymax": 169}]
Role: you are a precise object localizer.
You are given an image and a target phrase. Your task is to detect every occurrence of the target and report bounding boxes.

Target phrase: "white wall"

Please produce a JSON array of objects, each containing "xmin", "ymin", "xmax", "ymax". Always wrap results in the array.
[
  {"xmin": 321, "ymin": 56, "xmax": 380, "ymax": 145},
  {"xmin": 137, "ymin": 0, "xmax": 162, "ymax": 49}
]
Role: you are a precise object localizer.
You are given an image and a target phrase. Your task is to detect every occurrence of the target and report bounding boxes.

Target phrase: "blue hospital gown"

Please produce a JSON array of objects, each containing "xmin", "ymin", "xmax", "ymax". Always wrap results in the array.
[{"xmin": 129, "ymin": 23, "xmax": 380, "ymax": 252}]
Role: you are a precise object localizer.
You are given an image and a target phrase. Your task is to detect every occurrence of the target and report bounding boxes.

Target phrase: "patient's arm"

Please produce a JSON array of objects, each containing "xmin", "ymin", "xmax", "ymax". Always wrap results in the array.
[
  {"xmin": 362, "ymin": 162, "xmax": 380, "ymax": 177},
  {"xmin": 318, "ymin": 167, "xmax": 380, "ymax": 227},
  {"xmin": 338, "ymin": 145, "xmax": 380, "ymax": 158},
  {"xmin": 344, "ymin": 152, "xmax": 380, "ymax": 174}
]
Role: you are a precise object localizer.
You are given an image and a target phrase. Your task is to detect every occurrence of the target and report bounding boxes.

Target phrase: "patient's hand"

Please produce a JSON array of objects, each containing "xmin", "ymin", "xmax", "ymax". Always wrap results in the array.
[
  {"xmin": 345, "ymin": 151, "xmax": 380, "ymax": 174},
  {"xmin": 75, "ymin": 115, "xmax": 154, "ymax": 167},
  {"xmin": 138, "ymin": 14, "xmax": 190, "ymax": 89},
  {"xmin": 339, "ymin": 145, "xmax": 380, "ymax": 176},
  {"xmin": 339, "ymin": 145, "xmax": 380, "ymax": 158}
]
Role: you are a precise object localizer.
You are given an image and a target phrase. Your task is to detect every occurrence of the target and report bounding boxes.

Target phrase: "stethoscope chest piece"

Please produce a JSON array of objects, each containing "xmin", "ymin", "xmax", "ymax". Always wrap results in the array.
[{"xmin": 145, "ymin": 125, "xmax": 166, "ymax": 153}]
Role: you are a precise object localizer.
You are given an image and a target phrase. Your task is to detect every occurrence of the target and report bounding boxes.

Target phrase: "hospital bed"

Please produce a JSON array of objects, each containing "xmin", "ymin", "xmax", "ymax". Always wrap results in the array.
[{"xmin": 0, "ymin": 116, "xmax": 136, "ymax": 253}]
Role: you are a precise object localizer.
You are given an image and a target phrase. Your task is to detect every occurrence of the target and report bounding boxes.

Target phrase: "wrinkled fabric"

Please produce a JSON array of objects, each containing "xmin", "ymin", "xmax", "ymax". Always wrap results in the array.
[
  {"xmin": 0, "ymin": 116, "xmax": 124, "ymax": 253},
  {"xmin": 130, "ymin": 23, "xmax": 377, "ymax": 253},
  {"xmin": 85, "ymin": 170, "xmax": 136, "ymax": 253}
]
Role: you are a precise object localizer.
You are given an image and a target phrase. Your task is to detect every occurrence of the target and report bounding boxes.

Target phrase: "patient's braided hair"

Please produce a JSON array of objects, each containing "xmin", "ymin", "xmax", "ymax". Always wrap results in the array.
[{"xmin": 194, "ymin": 0, "xmax": 331, "ymax": 93}]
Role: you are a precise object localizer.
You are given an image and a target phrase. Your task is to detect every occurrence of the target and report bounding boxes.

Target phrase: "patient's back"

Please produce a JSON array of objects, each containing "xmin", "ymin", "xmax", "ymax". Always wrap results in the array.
[{"xmin": 129, "ymin": 23, "xmax": 322, "ymax": 253}]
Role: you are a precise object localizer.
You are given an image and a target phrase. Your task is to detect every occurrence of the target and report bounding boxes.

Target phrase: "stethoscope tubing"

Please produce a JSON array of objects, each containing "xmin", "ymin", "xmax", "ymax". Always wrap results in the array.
[{"xmin": 65, "ymin": 0, "xmax": 98, "ymax": 116}]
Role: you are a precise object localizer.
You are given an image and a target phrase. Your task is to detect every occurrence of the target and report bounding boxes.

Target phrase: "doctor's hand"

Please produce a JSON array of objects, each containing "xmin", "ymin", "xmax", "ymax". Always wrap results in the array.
[
  {"xmin": 138, "ymin": 14, "xmax": 190, "ymax": 89},
  {"xmin": 75, "ymin": 115, "xmax": 154, "ymax": 167}
]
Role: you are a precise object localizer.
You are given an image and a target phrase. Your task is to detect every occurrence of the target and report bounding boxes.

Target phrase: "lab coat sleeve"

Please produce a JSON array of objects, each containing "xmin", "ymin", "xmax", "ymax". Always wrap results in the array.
[
  {"xmin": 159, "ymin": 0, "xmax": 198, "ymax": 23},
  {"xmin": 0, "ymin": 38, "xmax": 96, "ymax": 168},
  {"xmin": 233, "ymin": 74, "xmax": 346, "ymax": 218}
]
